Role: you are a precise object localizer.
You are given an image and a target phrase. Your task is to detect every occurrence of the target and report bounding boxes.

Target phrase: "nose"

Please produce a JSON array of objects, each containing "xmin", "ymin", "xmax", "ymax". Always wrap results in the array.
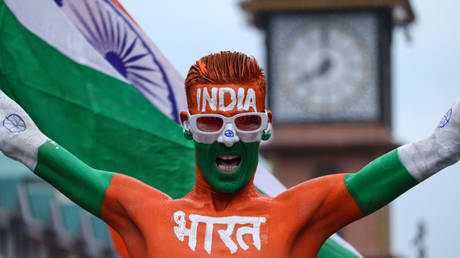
[{"xmin": 217, "ymin": 123, "xmax": 239, "ymax": 147}]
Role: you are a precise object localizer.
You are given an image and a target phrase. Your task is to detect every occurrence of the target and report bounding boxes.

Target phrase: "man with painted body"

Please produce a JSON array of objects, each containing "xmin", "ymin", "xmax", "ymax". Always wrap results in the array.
[{"xmin": 0, "ymin": 52, "xmax": 459, "ymax": 257}]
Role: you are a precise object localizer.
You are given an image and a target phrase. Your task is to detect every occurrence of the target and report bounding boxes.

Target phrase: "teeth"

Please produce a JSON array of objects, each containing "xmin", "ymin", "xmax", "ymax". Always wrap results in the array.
[
  {"xmin": 218, "ymin": 154, "xmax": 239, "ymax": 160},
  {"xmin": 217, "ymin": 164, "xmax": 240, "ymax": 174},
  {"xmin": 215, "ymin": 154, "xmax": 242, "ymax": 174}
]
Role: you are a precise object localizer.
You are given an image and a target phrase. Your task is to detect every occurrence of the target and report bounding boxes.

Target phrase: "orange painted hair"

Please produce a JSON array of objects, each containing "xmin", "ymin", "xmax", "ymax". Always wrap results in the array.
[{"xmin": 185, "ymin": 51, "xmax": 266, "ymax": 98}]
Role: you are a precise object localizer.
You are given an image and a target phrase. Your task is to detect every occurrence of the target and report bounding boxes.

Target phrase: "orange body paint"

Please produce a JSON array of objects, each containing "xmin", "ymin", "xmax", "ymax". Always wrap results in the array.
[
  {"xmin": 101, "ymin": 52, "xmax": 362, "ymax": 257},
  {"xmin": 101, "ymin": 167, "xmax": 362, "ymax": 258}
]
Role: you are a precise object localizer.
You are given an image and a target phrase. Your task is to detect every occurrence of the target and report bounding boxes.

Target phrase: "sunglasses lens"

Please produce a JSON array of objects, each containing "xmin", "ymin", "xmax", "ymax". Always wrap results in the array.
[
  {"xmin": 235, "ymin": 115, "xmax": 262, "ymax": 131},
  {"xmin": 196, "ymin": 116, "xmax": 224, "ymax": 132}
]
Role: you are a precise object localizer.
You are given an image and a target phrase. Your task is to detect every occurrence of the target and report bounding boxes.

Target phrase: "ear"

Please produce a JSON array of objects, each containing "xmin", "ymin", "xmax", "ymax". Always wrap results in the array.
[
  {"xmin": 266, "ymin": 110, "xmax": 273, "ymax": 123},
  {"xmin": 180, "ymin": 111, "xmax": 193, "ymax": 140},
  {"xmin": 262, "ymin": 110, "xmax": 272, "ymax": 141},
  {"xmin": 180, "ymin": 111, "xmax": 189, "ymax": 125}
]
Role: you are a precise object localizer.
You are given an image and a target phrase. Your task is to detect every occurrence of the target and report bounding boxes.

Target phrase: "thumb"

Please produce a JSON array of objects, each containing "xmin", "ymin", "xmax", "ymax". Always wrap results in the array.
[
  {"xmin": 436, "ymin": 95, "xmax": 460, "ymax": 131},
  {"xmin": 0, "ymin": 90, "xmax": 48, "ymax": 170}
]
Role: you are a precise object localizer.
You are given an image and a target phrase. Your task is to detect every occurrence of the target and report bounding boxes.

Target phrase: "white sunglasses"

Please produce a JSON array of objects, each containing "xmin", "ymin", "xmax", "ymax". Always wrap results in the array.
[{"xmin": 184, "ymin": 112, "xmax": 269, "ymax": 143}]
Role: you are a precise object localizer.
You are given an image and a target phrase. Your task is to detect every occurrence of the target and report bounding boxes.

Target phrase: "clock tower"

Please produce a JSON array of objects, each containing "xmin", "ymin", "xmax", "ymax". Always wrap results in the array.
[{"xmin": 241, "ymin": 0, "xmax": 414, "ymax": 257}]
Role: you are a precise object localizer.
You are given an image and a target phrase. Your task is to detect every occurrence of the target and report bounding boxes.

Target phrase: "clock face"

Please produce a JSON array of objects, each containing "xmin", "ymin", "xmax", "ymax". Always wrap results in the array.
[{"xmin": 269, "ymin": 13, "xmax": 379, "ymax": 123}]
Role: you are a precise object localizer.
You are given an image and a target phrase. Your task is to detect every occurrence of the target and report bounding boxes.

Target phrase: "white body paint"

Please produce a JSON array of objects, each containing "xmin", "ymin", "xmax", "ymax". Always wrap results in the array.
[
  {"xmin": 398, "ymin": 96, "xmax": 460, "ymax": 181},
  {"xmin": 217, "ymin": 124, "xmax": 240, "ymax": 147},
  {"xmin": 200, "ymin": 87, "xmax": 257, "ymax": 112},
  {"xmin": 219, "ymin": 88, "xmax": 236, "ymax": 111},
  {"xmin": 0, "ymin": 91, "xmax": 48, "ymax": 171},
  {"xmin": 173, "ymin": 210, "xmax": 266, "ymax": 254},
  {"xmin": 243, "ymin": 88, "xmax": 257, "ymax": 112},
  {"xmin": 202, "ymin": 87, "xmax": 218, "ymax": 111},
  {"xmin": 237, "ymin": 88, "xmax": 245, "ymax": 110},
  {"xmin": 196, "ymin": 88, "xmax": 201, "ymax": 112}
]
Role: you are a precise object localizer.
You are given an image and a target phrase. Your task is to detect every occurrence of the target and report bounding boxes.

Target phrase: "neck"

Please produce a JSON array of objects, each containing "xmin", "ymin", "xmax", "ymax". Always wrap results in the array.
[{"xmin": 187, "ymin": 165, "xmax": 260, "ymax": 211}]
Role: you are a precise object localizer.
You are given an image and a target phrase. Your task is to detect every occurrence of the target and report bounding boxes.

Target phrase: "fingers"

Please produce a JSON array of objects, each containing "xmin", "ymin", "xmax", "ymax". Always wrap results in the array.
[
  {"xmin": 452, "ymin": 95, "xmax": 460, "ymax": 125},
  {"xmin": 0, "ymin": 90, "xmax": 49, "ymax": 170},
  {"xmin": 436, "ymin": 95, "xmax": 460, "ymax": 131},
  {"xmin": 0, "ymin": 90, "xmax": 29, "ymax": 144}
]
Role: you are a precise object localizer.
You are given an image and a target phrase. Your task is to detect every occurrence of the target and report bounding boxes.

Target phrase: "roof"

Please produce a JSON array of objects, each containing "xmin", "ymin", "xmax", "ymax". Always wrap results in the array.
[{"xmin": 240, "ymin": 0, "xmax": 415, "ymax": 27}]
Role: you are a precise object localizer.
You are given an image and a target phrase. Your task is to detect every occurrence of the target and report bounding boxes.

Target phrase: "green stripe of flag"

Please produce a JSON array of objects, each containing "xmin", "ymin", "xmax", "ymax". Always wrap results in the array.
[{"xmin": 0, "ymin": 1, "xmax": 195, "ymax": 199}]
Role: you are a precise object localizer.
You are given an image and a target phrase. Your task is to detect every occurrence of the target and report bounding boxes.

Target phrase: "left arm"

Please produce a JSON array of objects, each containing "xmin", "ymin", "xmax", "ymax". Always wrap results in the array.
[
  {"xmin": 306, "ymin": 96, "xmax": 459, "ymax": 236},
  {"xmin": 275, "ymin": 96, "xmax": 459, "ymax": 248},
  {"xmin": 345, "ymin": 96, "xmax": 460, "ymax": 215}
]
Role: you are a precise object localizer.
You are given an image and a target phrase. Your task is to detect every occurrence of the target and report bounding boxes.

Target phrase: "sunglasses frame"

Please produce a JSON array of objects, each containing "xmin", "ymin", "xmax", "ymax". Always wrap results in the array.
[{"xmin": 184, "ymin": 112, "xmax": 269, "ymax": 143}]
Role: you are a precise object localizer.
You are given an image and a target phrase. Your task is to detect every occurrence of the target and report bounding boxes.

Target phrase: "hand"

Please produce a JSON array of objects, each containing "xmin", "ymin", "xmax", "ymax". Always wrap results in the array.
[
  {"xmin": 398, "ymin": 95, "xmax": 460, "ymax": 181},
  {"xmin": 0, "ymin": 90, "xmax": 48, "ymax": 170},
  {"xmin": 433, "ymin": 95, "xmax": 460, "ymax": 162}
]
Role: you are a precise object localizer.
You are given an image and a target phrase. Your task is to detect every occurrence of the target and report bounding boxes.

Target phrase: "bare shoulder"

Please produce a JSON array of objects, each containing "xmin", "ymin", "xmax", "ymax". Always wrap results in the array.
[
  {"xmin": 106, "ymin": 173, "xmax": 171, "ymax": 204},
  {"xmin": 101, "ymin": 173, "xmax": 171, "ymax": 229},
  {"xmin": 274, "ymin": 174, "xmax": 348, "ymax": 205}
]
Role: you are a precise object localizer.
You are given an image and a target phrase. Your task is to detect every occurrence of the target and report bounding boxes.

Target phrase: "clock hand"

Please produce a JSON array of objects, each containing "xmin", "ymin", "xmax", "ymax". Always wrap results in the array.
[
  {"xmin": 297, "ymin": 70, "xmax": 314, "ymax": 84},
  {"xmin": 297, "ymin": 55, "xmax": 331, "ymax": 84},
  {"xmin": 320, "ymin": 25, "xmax": 330, "ymax": 48},
  {"xmin": 318, "ymin": 57, "xmax": 332, "ymax": 76}
]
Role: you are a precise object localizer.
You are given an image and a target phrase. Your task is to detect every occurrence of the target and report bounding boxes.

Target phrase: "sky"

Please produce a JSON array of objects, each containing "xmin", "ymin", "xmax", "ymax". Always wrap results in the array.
[{"xmin": 117, "ymin": 0, "xmax": 460, "ymax": 257}]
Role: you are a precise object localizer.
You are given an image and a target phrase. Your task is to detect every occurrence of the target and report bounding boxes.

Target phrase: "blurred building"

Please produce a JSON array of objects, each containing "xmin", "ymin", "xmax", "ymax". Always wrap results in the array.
[
  {"xmin": 241, "ymin": 0, "xmax": 415, "ymax": 257},
  {"xmin": 0, "ymin": 157, "xmax": 118, "ymax": 258}
]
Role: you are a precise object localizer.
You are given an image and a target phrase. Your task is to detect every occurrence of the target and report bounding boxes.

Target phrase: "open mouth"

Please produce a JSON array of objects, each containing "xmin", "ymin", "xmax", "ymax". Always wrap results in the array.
[{"xmin": 215, "ymin": 154, "xmax": 242, "ymax": 174}]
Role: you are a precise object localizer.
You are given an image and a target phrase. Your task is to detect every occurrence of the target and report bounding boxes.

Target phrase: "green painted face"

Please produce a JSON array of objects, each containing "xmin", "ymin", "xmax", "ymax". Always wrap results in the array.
[{"xmin": 194, "ymin": 141, "xmax": 260, "ymax": 193}]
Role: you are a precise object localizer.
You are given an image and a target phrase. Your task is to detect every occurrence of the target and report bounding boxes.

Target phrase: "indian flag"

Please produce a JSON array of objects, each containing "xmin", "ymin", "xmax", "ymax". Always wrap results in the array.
[{"xmin": 0, "ymin": 0, "xmax": 361, "ymax": 257}]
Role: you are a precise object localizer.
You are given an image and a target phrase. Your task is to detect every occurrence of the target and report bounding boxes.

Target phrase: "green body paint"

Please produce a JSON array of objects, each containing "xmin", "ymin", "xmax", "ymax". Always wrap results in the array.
[
  {"xmin": 344, "ymin": 149, "xmax": 418, "ymax": 215},
  {"xmin": 34, "ymin": 141, "xmax": 113, "ymax": 218},
  {"xmin": 194, "ymin": 141, "xmax": 259, "ymax": 193}
]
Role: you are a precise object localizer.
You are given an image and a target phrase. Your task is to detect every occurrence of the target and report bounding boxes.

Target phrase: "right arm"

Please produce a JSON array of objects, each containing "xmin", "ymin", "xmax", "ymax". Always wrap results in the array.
[
  {"xmin": 34, "ymin": 140, "xmax": 114, "ymax": 218},
  {"xmin": 0, "ymin": 90, "xmax": 117, "ymax": 218}
]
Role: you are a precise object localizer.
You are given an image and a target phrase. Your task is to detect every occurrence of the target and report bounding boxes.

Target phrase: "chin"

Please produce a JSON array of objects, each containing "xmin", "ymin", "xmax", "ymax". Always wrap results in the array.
[{"xmin": 195, "ymin": 141, "xmax": 260, "ymax": 193}]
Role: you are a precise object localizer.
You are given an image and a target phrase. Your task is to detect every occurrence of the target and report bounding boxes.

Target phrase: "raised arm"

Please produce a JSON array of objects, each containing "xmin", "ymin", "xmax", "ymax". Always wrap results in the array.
[
  {"xmin": 0, "ymin": 90, "xmax": 114, "ymax": 218},
  {"xmin": 345, "ymin": 96, "xmax": 460, "ymax": 215},
  {"xmin": 278, "ymin": 96, "xmax": 460, "ymax": 245}
]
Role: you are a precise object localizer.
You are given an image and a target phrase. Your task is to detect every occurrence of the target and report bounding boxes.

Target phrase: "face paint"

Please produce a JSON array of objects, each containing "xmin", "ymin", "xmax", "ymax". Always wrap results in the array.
[
  {"xmin": 202, "ymin": 87, "xmax": 218, "ymax": 112},
  {"xmin": 196, "ymin": 88, "xmax": 201, "ymax": 112},
  {"xmin": 184, "ymin": 112, "xmax": 269, "ymax": 144},
  {"xmin": 195, "ymin": 141, "xmax": 259, "ymax": 193},
  {"xmin": 199, "ymin": 87, "xmax": 256, "ymax": 112},
  {"xmin": 243, "ymin": 88, "xmax": 257, "ymax": 112},
  {"xmin": 237, "ymin": 88, "xmax": 245, "ymax": 110},
  {"xmin": 188, "ymin": 84, "xmax": 265, "ymax": 114},
  {"xmin": 185, "ymin": 83, "xmax": 267, "ymax": 193},
  {"xmin": 218, "ymin": 88, "xmax": 236, "ymax": 112}
]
